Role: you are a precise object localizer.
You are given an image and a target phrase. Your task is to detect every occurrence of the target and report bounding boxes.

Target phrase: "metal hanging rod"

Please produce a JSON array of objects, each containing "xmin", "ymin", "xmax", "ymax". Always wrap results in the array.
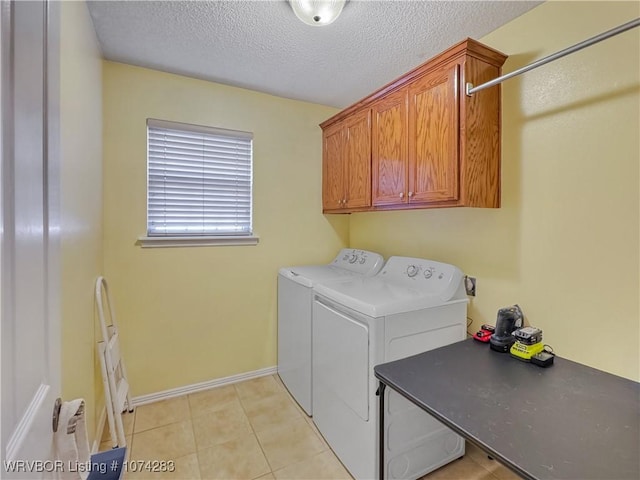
[{"xmin": 466, "ymin": 17, "xmax": 640, "ymax": 96}]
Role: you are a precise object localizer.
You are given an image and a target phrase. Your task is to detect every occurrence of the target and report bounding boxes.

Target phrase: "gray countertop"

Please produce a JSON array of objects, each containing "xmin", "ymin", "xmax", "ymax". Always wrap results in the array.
[{"xmin": 374, "ymin": 338, "xmax": 640, "ymax": 480}]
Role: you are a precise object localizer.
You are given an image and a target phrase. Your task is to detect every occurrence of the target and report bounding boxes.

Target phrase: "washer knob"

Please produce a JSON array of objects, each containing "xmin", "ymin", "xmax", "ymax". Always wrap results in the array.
[
  {"xmin": 349, "ymin": 254, "xmax": 358, "ymax": 264},
  {"xmin": 424, "ymin": 269, "xmax": 433, "ymax": 279},
  {"xmin": 407, "ymin": 265, "xmax": 419, "ymax": 277},
  {"xmin": 359, "ymin": 257, "xmax": 366, "ymax": 264}
]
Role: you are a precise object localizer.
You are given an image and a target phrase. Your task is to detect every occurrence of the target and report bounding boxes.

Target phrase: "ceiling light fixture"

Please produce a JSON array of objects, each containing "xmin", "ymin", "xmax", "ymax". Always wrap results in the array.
[{"xmin": 289, "ymin": 0, "xmax": 346, "ymax": 27}]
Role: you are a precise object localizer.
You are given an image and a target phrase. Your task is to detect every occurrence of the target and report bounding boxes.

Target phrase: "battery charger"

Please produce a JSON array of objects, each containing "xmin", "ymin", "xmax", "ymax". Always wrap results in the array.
[{"xmin": 531, "ymin": 351, "xmax": 555, "ymax": 367}]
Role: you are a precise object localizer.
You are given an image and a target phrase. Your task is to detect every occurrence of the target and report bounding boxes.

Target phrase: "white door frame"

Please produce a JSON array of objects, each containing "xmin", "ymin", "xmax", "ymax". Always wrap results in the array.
[{"xmin": 1, "ymin": 0, "xmax": 61, "ymax": 476}]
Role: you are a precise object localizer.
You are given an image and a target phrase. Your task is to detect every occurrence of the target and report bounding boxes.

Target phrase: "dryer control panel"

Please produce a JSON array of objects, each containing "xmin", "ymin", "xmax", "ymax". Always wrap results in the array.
[
  {"xmin": 330, "ymin": 249, "xmax": 384, "ymax": 276},
  {"xmin": 379, "ymin": 256, "xmax": 465, "ymax": 301}
]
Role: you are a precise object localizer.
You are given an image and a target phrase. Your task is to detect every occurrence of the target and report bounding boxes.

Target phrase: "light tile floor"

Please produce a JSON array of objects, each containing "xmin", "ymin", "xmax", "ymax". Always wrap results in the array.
[{"xmin": 99, "ymin": 375, "xmax": 522, "ymax": 480}]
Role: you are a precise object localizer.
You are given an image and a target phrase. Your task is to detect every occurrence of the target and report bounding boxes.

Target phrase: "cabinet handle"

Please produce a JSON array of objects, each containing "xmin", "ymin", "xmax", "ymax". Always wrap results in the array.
[
  {"xmin": 399, "ymin": 192, "xmax": 404, "ymax": 198},
  {"xmin": 408, "ymin": 191, "xmax": 414, "ymax": 198}
]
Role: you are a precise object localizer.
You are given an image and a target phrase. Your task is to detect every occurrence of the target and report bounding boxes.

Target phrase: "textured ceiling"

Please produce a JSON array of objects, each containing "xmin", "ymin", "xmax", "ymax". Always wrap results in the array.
[{"xmin": 87, "ymin": 0, "xmax": 542, "ymax": 108}]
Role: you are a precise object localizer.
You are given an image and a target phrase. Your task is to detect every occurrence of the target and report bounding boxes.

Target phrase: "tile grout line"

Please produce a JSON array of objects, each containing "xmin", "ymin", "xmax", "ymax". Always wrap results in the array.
[
  {"xmin": 234, "ymin": 380, "xmax": 278, "ymax": 477},
  {"xmin": 266, "ymin": 375, "xmax": 337, "ymax": 476},
  {"xmin": 273, "ymin": 377, "xmax": 332, "ymax": 456},
  {"xmin": 236, "ymin": 374, "xmax": 329, "ymax": 478},
  {"xmin": 184, "ymin": 394, "xmax": 205, "ymax": 479},
  {"xmin": 131, "ymin": 397, "xmax": 191, "ymax": 436}
]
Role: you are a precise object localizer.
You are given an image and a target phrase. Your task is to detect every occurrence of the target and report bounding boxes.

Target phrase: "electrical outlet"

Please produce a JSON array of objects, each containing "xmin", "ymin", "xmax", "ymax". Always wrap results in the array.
[{"xmin": 464, "ymin": 275, "xmax": 476, "ymax": 296}]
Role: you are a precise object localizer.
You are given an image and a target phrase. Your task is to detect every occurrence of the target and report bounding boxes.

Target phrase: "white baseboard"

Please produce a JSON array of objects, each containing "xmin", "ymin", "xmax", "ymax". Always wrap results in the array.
[
  {"xmin": 130, "ymin": 366, "xmax": 278, "ymax": 407},
  {"xmin": 92, "ymin": 407, "xmax": 107, "ymax": 454}
]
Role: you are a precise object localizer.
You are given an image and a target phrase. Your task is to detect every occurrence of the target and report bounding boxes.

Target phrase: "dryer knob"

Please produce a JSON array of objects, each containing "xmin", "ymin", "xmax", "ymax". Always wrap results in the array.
[
  {"xmin": 424, "ymin": 269, "xmax": 433, "ymax": 279},
  {"xmin": 407, "ymin": 265, "xmax": 419, "ymax": 277},
  {"xmin": 349, "ymin": 254, "xmax": 358, "ymax": 264}
]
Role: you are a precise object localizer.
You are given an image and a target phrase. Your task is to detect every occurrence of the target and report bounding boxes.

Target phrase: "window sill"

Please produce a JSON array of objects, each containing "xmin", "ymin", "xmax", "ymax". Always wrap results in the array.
[{"xmin": 137, "ymin": 235, "xmax": 260, "ymax": 248}]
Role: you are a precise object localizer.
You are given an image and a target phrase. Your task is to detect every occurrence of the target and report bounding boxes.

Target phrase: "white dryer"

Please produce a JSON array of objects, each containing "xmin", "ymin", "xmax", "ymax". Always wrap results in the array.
[
  {"xmin": 277, "ymin": 249, "xmax": 384, "ymax": 416},
  {"xmin": 312, "ymin": 256, "xmax": 468, "ymax": 479}
]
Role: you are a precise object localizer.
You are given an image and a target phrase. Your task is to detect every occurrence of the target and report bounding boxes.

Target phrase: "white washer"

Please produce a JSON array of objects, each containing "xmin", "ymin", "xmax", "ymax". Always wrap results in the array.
[
  {"xmin": 277, "ymin": 249, "xmax": 384, "ymax": 416},
  {"xmin": 312, "ymin": 256, "xmax": 469, "ymax": 480}
]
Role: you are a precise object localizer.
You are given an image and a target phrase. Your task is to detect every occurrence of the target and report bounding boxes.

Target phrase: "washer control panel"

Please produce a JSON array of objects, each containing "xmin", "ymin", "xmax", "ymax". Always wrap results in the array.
[
  {"xmin": 400, "ymin": 263, "xmax": 446, "ymax": 282},
  {"xmin": 331, "ymin": 249, "xmax": 384, "ymax": 275},
  {"xmin": 381, "ymin": 256, "xmax": 464, "ymax": 300}
]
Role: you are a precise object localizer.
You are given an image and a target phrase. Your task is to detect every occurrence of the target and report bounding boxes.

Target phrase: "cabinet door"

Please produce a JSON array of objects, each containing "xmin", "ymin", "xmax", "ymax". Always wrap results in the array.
[
  {"xmin": 372, "ymin": 89, "xmax": 408, "ymax": 206},
  {"xmin": 322, "ymin": 123, "xmax": 345, "ymax": 210},
  {"xmin": 344, "ymin": 110, "xmax": 371, "ymax": 209},
  {"xmin": 408, "ymin": 64, "xmax": 460, "ymax": 203}
]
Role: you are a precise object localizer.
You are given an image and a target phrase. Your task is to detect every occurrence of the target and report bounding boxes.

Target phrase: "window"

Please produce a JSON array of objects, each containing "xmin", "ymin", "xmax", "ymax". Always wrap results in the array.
[{"xmin": 142, "ymin": 119, "xmax": 257, "ymax": 247}]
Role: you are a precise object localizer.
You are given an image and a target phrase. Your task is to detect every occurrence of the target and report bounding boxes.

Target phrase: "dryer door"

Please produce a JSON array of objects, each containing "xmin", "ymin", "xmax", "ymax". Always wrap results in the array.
[
  {"xmin": 313, "ymin": 298, "xmax": 370, "ymax": 421},
  {"xmin": 313, "ymin": 296, "xmax": 376, "ymax": 479}
]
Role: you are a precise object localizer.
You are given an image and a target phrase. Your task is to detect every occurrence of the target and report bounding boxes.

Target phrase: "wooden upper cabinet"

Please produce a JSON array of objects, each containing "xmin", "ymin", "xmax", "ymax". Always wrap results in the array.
[
  {"xmin": 320, "ymin": 38, "xmax": 507, "ymax": 213},
  {"xmin": 408, "ymin": 64, "xmax": 459, "ymax": 204},
  {"xmin": 372, "ymin": 88, "xmax": 408, "ymax": 206},
  {"xmin": 321, "ymin": 109, "xmax": 371, "ymax": 212},
  {"xmin": 460, "ymin": 55, "xmax": 504, "ymax": 208},
  {"xmin": 322, "ymin": 122, "xmax": 345, "ymax": 211},
  {"xmin": 344, "ymin": 110, "xmax": 371, "ymax": 209}
]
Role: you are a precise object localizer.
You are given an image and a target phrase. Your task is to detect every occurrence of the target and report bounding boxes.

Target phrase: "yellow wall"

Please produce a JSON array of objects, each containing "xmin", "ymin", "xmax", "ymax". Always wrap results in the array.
[
  {"xmin": 60, "ymin": 0, "xmax": 104, "ymax": 440},
  {"xmin": 350, "ymin": 1, "xmax": 639, "ymax": 380},
  {"xmin": 102, "ymin": 63, "xmax": 346, "ymax": 395}
]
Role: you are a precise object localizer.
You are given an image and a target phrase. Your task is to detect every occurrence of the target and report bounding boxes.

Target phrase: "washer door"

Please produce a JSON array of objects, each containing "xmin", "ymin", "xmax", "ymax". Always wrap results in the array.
[{"xmin": 313, "ymin": 298, "xmax": 370, "ymax": 421}]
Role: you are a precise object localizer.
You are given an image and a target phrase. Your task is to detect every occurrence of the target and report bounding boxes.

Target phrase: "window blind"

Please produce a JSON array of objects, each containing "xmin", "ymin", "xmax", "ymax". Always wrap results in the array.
[{"xmin": 147, "ymin": 119, "xmax": 253, "ymax": 237}]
